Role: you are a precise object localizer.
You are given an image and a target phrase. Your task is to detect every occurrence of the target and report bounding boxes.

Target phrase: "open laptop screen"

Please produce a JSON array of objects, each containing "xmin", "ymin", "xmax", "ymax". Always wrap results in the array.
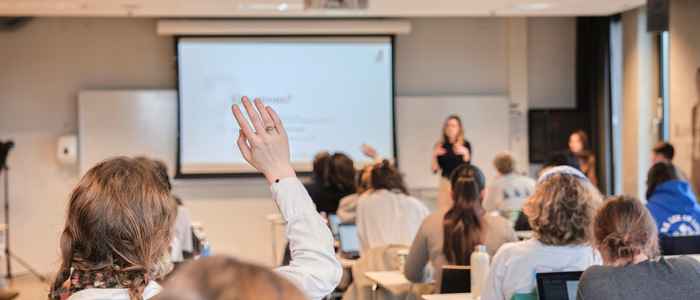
[
  {"xmin": 338, "ymin": 224, "xmax": 360, "ymax": 254},
  {"xmin": 536, "ymin": 271, "xmax": 583, "ymax": 300}
]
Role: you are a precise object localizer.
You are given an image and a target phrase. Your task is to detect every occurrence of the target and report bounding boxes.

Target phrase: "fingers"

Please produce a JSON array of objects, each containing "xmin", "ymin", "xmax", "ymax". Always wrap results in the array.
[
  {"xmin": 241, "ymin": 96, "xmax": 265, "ymax": 133},
  {"xmin": 237, "ymin": 130, "xmax": 253, "ymax": 163},
  {"xmin": 254, "ymin": 98, "xmax": 275, "ymax": 129},
  {"xmin": 232, "ymin": 103, "xmax": 256, "ymax": 141},
  {"xmin": 266, "ymin": 106, "xmax": 287, "ymax": 137}
]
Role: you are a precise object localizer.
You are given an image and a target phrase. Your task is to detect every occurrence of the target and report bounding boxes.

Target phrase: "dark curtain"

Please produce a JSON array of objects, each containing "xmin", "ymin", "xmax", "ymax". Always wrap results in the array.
[{"xmin": 576, "ymin": 17, "xmax": 613, "ymax": 195}]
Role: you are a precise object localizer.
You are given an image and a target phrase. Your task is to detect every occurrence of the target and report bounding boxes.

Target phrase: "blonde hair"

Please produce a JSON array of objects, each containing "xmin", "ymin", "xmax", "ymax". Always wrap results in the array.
[
  {"xmin": 50, "ymin": 157, "xmax": 177, "ymax": 300},
  {"xmin": 594, "ymin": 195, "xmax": 660, "ymax": 264},
  {"xmin": 155, "ymin": 255, "xmax": 306, "ymax": 300},
  {"xmin": 493, "ymin": 152, "xmax": 515, "ymax": 175},
  {"xmin": 524, "ymin": 173, "xmax": 602, "ymax": 246}
]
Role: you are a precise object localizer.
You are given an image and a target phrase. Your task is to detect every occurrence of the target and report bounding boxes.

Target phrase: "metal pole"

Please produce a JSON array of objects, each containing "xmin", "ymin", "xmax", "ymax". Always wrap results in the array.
[{"xmin": 3, "ymin": 166, "xmax": 11, "ymax": 280}]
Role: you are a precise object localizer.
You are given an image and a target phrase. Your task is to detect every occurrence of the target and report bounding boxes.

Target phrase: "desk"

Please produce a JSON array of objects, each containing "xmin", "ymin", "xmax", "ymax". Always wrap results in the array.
[
  {"xmin": 365, "ymin": 271, "xmax": 412, "ymax": 297},
  {"xmin": 422, "ymin": 294, "xmax": 472, "ymax": 300}
]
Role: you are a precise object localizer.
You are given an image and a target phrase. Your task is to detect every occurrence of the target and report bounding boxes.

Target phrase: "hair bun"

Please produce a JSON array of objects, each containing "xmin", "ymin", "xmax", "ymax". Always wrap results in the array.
[{"xmin": 380, "ymin": 159, "xmax": 391, "ymax": 169}]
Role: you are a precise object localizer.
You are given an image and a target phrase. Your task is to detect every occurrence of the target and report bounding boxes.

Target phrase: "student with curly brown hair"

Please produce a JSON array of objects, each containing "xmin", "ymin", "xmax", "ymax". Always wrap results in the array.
[
  {"xmin": 576, "ymin": 195, "xmax": 700, "ymax": 300},
  {"xmin": 49, "ymin": 97, "xmax": 342, "ymax": 300},
  {"xmin": 49, "ymin": 157, "xmax": 178, "ymax": 300},
  {"xmin": 481, "ymin": 166, "xmax": 603, "ymax": 300}
]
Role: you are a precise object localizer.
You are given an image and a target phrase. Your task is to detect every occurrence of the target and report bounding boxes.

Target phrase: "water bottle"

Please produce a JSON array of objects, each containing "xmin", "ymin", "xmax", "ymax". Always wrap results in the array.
[{"xmin": 470, "ymin": 245, "xmax": 490, "ymax": 299}]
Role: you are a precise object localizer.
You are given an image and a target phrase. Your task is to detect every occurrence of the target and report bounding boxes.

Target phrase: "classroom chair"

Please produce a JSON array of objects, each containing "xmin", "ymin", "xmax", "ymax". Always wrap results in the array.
[{"xmin": 439, "ymin": 265, "xmax": 470, "ymax": 294}]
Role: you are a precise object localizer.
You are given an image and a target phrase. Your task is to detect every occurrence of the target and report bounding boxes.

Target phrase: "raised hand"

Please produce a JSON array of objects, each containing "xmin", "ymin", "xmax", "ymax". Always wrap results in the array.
[
  {"xmin": 361, "ymin": 144, "xmax": 379, "ymax": 160},
  {"xmin": 232, "ymin": 96, "xmax": 296, "ymax": 184},
  {"xmin": 453, "ymin": 144, "xmax": 471, "ymax": 162},
  {"xmin": 433, "ymin": 143, "xmax": 447, "ymax": 157}
]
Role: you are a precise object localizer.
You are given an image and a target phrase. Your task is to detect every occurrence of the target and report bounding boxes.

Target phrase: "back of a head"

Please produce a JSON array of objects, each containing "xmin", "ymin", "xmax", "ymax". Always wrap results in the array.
[
  {"xmin": 646, "ymin": 162, "xmax": 681, "ymax": 199},
  {"xmin": 443, "ymin": 164, "xmax": 486, "ymax": 265},
  {"xmin": 311, "ymin": 151, "xmax": 331, "ymax": 181},
  {"xmin": 51, "ymin": 157, "xmax": 177, "ymax": 300},
  {"xmin": 369, "ymin": 160, "xmax": 408, "ymax": 195},
  {"xmin": 155, "ymin": 255, "xmax": 306, "ymax": 300},
  {"xmin": 493, "ymin": 152, "xmax": 515, "ymax": 175},
  {"xmin": 594, "ymin": 195, "xmax": 659, "ymax": 265},
  {"xmin": 525, "ymin": 171, "xmax": 602, "ymax": 246},
  {"xmin": 543, "ymin": 151, "xmax": 580, "ymax": 171},
  {"xmin": 325, "ymin": 152, "xmax": 356, "ymax": 193},
  {"xmin": 653, "ymin": 142, "xmax": 675, "ymax": 162}
]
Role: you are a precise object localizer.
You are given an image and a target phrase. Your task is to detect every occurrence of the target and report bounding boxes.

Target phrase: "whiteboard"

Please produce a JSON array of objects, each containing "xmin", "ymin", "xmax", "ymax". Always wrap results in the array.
[
  {"xmin": 78, "ymin": 90, "xmax": 177, "ymax": 176},
  {"xmin": 397, "ymin": 96, "xmax": 510, "ymax": 189},
  {"xmin": 78, "ymin": 91, "xmax": 510, "ymax": 190}
]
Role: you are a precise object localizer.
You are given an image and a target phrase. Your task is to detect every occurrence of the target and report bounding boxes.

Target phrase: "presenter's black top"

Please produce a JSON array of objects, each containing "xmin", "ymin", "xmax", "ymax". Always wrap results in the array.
[
  {"xmin": 304, "ymin": 181, "xmax": 355, "ymax": 215},
  {"xmin": 437, "ymin": 141, "xmax": 472, "ymax": 179}
]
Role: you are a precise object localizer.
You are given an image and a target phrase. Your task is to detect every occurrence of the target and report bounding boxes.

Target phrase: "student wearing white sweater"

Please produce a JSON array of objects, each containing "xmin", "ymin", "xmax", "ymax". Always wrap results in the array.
[
  {"xmin": 50, "ymin": 97, "xmax": 341, "ymax": 300},
  {"xmin": 355, "ymin": 160, "xmax": 430, "ymax": 252},
  {"xmin": 481, "ymin": 167, "xmax": 603, "ymax": 300}
]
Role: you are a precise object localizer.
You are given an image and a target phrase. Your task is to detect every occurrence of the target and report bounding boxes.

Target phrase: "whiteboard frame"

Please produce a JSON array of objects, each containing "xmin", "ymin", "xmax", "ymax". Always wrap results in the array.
[{"xmin": 174, "ymin": 35, "xmax": 399, "ymax": 178}]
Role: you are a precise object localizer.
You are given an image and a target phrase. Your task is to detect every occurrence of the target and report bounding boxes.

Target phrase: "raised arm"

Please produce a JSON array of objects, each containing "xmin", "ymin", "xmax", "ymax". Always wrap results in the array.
[{"xmin": 232, "ymin": 97, "xmax": 342, "ymax": 300}]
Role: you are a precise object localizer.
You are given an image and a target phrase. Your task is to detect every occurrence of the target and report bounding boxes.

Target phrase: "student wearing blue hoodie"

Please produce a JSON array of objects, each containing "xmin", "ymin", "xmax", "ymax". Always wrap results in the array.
[{"xmin": 646, "ymin": 162, "xmax": 700, "ymax": 236}]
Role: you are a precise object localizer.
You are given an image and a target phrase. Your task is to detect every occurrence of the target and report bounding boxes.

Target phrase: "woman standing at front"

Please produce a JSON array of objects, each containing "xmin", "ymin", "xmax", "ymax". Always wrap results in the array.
[
  {"xmin": 568, "ymin": 130, "xmax": 598, "ymax": 186},
  {"xmin": 432, "ymin": 115, "xmax": 472, "ymax": 212}
]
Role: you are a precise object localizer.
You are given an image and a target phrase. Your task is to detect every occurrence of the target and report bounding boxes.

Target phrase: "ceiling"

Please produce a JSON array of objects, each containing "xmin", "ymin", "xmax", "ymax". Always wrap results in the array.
[{"xmin": 0, "ymin": 0, "xmax": 646, "ymax": 17}]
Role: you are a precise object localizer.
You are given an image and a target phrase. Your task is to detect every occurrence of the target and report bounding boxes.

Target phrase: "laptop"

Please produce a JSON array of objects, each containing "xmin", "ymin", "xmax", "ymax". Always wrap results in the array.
[
  {"xmin": 338, "ymin": 224, "xmax": 360, "ymax": 259},
  {"xmin": 536, "ymin": 271, "xmax": 583, "ymax": 300},
  {"xmin": 660, "ymin": 235, "xmax": 700, "ymax": 256},
  {"xmin": 328, "ymin": 214, "xmax": 341, "ymax": 238},
  {"xmin": 440, "ymin": 265, "xmax": 471, "ymax": 294}
]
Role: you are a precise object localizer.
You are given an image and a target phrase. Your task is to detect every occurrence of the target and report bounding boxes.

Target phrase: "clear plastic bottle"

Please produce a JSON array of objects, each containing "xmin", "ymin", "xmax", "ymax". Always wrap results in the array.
[{"xmin": 470, "ymin": 245, "xmax": 490, "ymax": 299}]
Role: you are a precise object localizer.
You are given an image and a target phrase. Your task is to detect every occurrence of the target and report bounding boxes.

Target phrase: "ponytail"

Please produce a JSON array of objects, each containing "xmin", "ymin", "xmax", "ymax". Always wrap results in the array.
[{"xmin": 442, "ymin": 164, "xmax": 485, "ymax": 265}]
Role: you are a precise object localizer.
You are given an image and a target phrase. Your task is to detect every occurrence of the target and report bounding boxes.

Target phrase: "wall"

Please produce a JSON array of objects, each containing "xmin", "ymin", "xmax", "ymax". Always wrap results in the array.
[
  {"xmin": 0, "ymin": 16, "xmax": 576, "ymax": 276},
  {"xmin": 669, "ymin": 0, "xmax": 700, "ymax": 190},
  {"xmin": 621, "ymin": 7, "xmax": 658, "ymax": 199},
  {"xmin": 0, "ymin": 18, "xmax": 175, "ymax": 275},
  {"xmin": 527, "ymin": 17, "xmax": 577, "ymax": 109},
  {"xmin": 395, "ymin": 18, "xmax": 509, "ymax": 96}
]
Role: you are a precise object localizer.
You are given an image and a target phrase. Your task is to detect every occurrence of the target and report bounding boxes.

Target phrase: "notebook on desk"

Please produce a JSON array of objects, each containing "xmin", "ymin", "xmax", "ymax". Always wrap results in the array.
[
  {"xmin": 536, "ymin": 271, "xmax": 583, "ymax": 300},
  {"xmin": 338, "ymin": 224, "xmax": 360, "ymax": 259}
]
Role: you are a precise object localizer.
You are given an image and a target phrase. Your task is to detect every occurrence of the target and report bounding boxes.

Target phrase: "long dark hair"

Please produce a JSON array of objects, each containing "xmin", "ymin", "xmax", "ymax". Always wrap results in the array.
[
  {"xmin": 369, "ymin": 160, "xmax": 408, "ymax": 195},
  {"xmin": 442, "ymin": 164, "xmax": 485, "ymax": 265},
  {"xmin": 646, "ymin": 162, "xmax": 681, "ymax": 199}
]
